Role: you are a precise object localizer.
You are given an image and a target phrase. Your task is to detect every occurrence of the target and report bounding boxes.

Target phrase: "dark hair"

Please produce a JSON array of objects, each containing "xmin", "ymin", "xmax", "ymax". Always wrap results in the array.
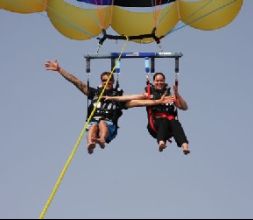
[
  {"xmin": 100, "ymin": 71, "xmax": 114, "ymax": 82},
  {"xmin": 153, "ymin": 72, "xmax": 166, "ymax": 81}
]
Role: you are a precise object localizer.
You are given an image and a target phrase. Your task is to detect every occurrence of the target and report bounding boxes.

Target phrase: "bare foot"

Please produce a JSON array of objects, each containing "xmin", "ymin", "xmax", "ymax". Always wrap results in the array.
[
  {"xmin": 183, "ymin": 149, "xmax": 190, "ymax": 155},
  {"xmin": 182, "ymin": 143, "xmax": 190, "ymax": 155},
  {"xmin": 87, "ymin": 143, "xmax": 96, "ymax": 154},
  {"xmin": 96, "ymin": 138, "xmax": 106, "ymax": 149},
  {"xmin": 159, "ymin": 140, "xmax": 167, "ymax": 152}
]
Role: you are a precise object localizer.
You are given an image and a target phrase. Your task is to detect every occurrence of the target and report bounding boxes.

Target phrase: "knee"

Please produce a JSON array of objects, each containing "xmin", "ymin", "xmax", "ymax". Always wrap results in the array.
[{"xmin": 98, "ymin": 120, "xmax": 108, "ymax": 128}]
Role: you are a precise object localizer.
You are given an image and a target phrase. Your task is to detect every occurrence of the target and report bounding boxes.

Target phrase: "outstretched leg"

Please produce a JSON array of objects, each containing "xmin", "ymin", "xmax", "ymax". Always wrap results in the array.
[{"xmin": 87, "ymin": 124, "xmax": 98, "ymax": 154}]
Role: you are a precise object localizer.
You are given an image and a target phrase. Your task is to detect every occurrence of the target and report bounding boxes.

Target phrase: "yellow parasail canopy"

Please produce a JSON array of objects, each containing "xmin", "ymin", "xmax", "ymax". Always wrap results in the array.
[
  {"xmin": 0, "ymin": 0, "xmax": 47, "ymax": 13},
  {"xmin": 178, "ymin": 0, "xmax": 243, "ymax": 30},
  {"xmin": 47, "ymin": 0, "xmax": 111, "ymax": 40},
  {"xmin": 111, "ymin": 4, "xmax": 179, "ymax": 43},
  {"xmin": 0, "ymin": 0, "xmax": 244, "ymax": 43}
]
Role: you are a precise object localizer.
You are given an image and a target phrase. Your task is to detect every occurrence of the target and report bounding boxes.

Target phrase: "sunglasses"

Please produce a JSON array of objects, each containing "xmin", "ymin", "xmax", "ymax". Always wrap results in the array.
[{"xmin": 102, "ymin": 78, "xmax": 114, "ymax": 82}]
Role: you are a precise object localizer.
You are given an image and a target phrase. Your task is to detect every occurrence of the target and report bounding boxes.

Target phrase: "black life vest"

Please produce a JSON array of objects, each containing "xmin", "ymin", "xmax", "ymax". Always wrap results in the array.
[
  {"xmin": 146, "ymin": 84, "xmax": 177, "ymax": 139},
  {"xmin": 147, "ymin": 84, "xmax": 178, "ymax": 118},
  {"xmin": 87, "ymin": 87, "xmax": 124, "ymax": 125}
]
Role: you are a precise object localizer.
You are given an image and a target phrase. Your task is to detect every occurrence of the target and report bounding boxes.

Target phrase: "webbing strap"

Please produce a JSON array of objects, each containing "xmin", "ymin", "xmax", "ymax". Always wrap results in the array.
[
  {"xmin": 146, "ymin": 80, "xmax": 157, "ymax": 133},
  {"xmin": 97, "ymin": 28, "xmax": 162, "ymax": 46}
]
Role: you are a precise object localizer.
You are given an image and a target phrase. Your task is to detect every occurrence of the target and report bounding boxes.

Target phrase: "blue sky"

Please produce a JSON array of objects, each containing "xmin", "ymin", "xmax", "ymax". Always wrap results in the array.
[{"xmin": 0, "ymin": 1, "xmax": 253, "ymax": 218}]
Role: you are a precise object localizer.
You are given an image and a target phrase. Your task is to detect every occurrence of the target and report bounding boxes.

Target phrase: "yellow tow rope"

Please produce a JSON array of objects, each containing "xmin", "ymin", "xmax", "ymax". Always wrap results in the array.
[{"xmin": 39, "ymin": 38, "xmax": 129, "ymax": 219}]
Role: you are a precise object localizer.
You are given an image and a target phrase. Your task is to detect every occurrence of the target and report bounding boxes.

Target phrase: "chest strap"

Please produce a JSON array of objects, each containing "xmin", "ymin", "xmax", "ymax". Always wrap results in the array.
[{"xmin": 154, "ymin": 112, "xmax": 175, "ymax": 121}]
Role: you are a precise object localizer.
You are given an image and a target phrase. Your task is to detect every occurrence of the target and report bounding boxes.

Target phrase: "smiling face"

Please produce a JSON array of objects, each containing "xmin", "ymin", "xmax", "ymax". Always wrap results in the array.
[
  {"xmin": 101, "ymin": 72, "xmax": 114, "ymax": 90},
  {"xmin": 153, "ymin": 72, "xmax": 166, "ymax": 90}
]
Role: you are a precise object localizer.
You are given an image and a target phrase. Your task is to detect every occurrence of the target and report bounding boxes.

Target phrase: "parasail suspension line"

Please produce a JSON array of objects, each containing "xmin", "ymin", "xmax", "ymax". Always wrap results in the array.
[{"xmin": 39, "ymin": 37, "xmax": 130, "ymax": 220}]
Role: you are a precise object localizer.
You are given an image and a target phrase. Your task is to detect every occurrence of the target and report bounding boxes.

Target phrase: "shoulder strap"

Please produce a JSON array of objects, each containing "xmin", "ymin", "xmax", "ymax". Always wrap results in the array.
[{"xmin": 146, "ymin": 80, "xmax": 157, "ymax": 133}]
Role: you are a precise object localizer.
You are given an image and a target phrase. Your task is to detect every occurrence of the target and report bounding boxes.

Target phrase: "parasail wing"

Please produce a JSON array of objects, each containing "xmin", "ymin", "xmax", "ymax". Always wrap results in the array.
[
  {"xmin": 0, "ymin": 0, "xmax": 244, "ymax": 43},
  {"xmin": 47, "ymin": 0, "xmax": 111, "ymax": 40},
  {"xmin": 179, "ymin": 0, "xmax": 243, "ymax": 30},
  {"xmin": 0, "ymin": 0, "xmax": 47, "ymax": 13},
  {"xmin": 111, "ymin": 4, "xmax": 179, "ymax": 43}
]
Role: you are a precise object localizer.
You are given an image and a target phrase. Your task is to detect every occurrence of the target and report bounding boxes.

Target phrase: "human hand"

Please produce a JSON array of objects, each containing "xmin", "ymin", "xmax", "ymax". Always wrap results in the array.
[
  {"xmin": 102, "ymin": 96, "xmax": 110, "ymax": 101},
  {"xmin": 44, "ymin": 60, "xmax": 60, "ymax": 72},
  {"xmin": 173, "ymin": 85, "xmax": 179, "ymax": 96},
  {"xmin": 160, "ymin": 95, "xmax": 176, "ymax": 104},
  {"xmin": 143, "ymin": 92, "xmax": 149, "ymax": 99}
]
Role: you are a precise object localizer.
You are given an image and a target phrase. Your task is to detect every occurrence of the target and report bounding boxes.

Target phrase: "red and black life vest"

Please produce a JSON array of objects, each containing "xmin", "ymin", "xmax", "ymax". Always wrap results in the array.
[{"xmin": 146, "ymin": 84, "xmax": 178, "ymax": 136}]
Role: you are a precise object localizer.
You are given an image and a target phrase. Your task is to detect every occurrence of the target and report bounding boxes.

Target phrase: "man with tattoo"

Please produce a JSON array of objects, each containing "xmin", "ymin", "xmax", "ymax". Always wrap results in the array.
[{"xmin": 45, "ymin": 60, "xmax": 175, "ymax": 154}]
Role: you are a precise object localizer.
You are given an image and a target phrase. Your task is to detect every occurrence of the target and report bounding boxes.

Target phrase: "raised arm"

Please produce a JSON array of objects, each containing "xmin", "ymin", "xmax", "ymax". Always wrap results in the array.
[
  {"xmin": 126, "ymin": 95, "xmax": 176, "ymax": 108},
  {"xmin": 173, "ymin": 85, "xmax": 188, "ymax": 110},
  {"xmin": 44, "ymin": 60, "xmax": 89, "ymax": 96},
  {"xmin": 104, "ymin": 93, "xmax": 147, "ymax": 102}
]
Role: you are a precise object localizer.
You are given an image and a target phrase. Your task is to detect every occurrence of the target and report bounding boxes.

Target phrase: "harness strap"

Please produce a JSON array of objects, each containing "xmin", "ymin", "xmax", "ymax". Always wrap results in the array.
[
  {"xmin": 146, "ymin": 82, "xmax": 175, "ymax": 137},
  {"xmin": 154, "ymin": 112, "xmax": 175, "ymax": 121},
  {"xmin": 98, "ymin": 28, "xmax": 162, "ymax": 46},
  {"xmin": 146, "ymin": 79, "xmax": 156, "ymax": 132},
  {"xmin": 148, "ymin": 108, "xmax": 157, "ymax": 132}
]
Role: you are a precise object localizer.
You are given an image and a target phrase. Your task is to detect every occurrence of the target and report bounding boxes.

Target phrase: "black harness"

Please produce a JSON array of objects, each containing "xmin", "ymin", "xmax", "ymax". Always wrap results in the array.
[
  {"xmin": 146, "ymin": 84, "xmax": 177, "ymax": 140},
  {"xmin": 147, "ymin": 85, "xmax": 178, "ymax": 118},
  {"xmin": 87, "ymin": 87, "xmax": 124, "ymax": 126}
]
